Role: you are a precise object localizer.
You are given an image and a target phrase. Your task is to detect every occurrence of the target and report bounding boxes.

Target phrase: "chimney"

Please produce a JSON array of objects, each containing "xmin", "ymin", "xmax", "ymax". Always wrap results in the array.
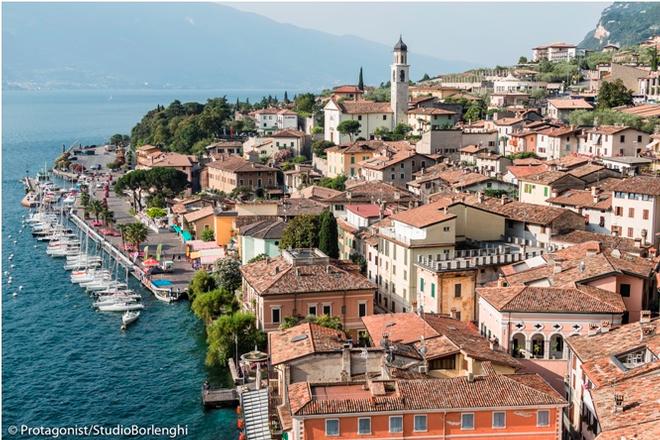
[
  {"xmin": 477, "ymin": 191, "xmax": 484, "ymax": 203},
  {"xmin": 500, "ymin": 194, "xmax": 507, "ymax": 205},
  {"xmin": 578, "ymin": 261, "xmax": 586, "ymax": 273},
  {"xmin": 467, "ymin": 372, "xmax": 475, "ymax": 383},
  {"xmin": 553, "ymin": 263, "xmax": 562, "ymax": 274},
  {"xmin": 497, "ymin": 273, "xmax": 507, "ymax": 287},
  {"xmin": 614, "ymin": 394, "xmax": 624, "ymax": 413},
  {"xmin": 450, "ymin": 308, "xmax": 458, "ymax": 320},
  {"xmin": 591, "ymin": 186, "xmax": 599, "ymax": 204},
  {"xmin": 640, "ymin": 310, "xmax": 651, "ymax": 323},
  {"xmin": 489, "ymin": 336, "xmax": 499, "ymax": 351}
]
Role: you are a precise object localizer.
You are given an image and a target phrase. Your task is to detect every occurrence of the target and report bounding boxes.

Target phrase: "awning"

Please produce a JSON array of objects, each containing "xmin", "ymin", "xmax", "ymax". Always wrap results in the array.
[{"xmin": 182, "ymin": 231, "xmax": 193, "ymax": 242}]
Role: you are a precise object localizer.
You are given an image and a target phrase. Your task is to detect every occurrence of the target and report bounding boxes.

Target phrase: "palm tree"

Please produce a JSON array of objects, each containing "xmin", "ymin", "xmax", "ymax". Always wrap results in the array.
[
  {"xmin": 100, "ymin": 206, "xmax": 115, "ymax": 227},
  {"xmin": 88, "ymin": 199, "xmax": 104, "ymax": 222},
  {"xmin": 127, "ymin": 223, "xmax": 149, "ymax": 250}
]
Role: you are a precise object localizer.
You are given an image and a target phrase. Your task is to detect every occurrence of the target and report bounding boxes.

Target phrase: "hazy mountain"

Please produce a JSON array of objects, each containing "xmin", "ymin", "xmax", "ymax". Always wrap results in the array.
[
  {"xmin": 2, "ymin": 3, "xmax": 474, "ymax": 90},
  {"xmin": 579, "ymin": 2, "xmax": 660, "ymax": 49}
]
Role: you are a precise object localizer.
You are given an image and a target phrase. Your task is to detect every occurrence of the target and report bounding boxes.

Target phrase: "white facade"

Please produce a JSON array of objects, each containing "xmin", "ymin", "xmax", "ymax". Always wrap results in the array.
[
  {"xmin": 323, "ymin": 100, "xmax": 393, "ymax": 144},
  {"xmin": 611, "ymin": 190, "xmax": 660, "ymax": 245},
  {"xmin": 578, "ymin": 128, "xmax": 650, "ymax": 157},
  {"xmin": 277, "ymin": 112, "xmax": 298, "ymax": 130},
  {"xmin": 536, "ymin": 133, "xmax": 579, "ymax": 160}
]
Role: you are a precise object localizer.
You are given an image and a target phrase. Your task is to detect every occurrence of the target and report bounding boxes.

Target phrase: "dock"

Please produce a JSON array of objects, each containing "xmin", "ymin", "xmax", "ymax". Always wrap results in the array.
[{"xmin": 202, "ymin": 387, "xmax": 239, "ymax": 408}]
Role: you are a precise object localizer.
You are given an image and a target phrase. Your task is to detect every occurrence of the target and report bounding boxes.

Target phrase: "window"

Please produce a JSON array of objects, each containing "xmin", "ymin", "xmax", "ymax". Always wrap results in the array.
[
  {"xmin": 414, "ymin": 415, "xmax": 427, "ymax": 432},
  {"xmin": 620, "ymin": 283, "xmax": 631, "ymax": 297},
  {"xmin": 638, "ymin": 135, "xmax": 643, "ymax": 143},
  {"xmin": 383, "ymin": 114, "xmax": 387, "ymax": 120},
  {"xmin": 271, "ymin": 307, "xmax": 281, "ymax": 324},
  {"xmin": 629, "ymin": 207, "xmax": 635, "ymax": 218},
  {"xmin": 351, "ymin": 157, "xmax": 355, "ymax": 164},
  {"xmin": 620, "ymin": 135, "xmax": 625, "ymax": 143},
  {"xmin": 357, "ymin": 418, "xmax": 371, "ymax": 435},
  {"xmin": 419, "ymin": 278, "xmax": 425, "ymax": 292},
  {"xmin": 615, "ymin": 206, "xmax": 623, "ymax": 216},
  {"xmin": 627, "ymin": 227, "xmax": 634, "ymax": 238},
  {"xmin": 325, "ymin": 419, "xmax": 340, "ymax": 436},
  {"xmin": 493, "ymin": 412, "xmax": 506, "ymax": 428},
  {"xmin": 544, "ymin": 187, "xmax": 549, "ymax": 197},
  {"xmin": 430, "ymin": 357, "xmax": 455, "ymax": 370},
  {"xmin": 537, "ymin": 410, "xmax": 550, "ymax": 427},
  {"xmin": 358, "ymin": 302, "xmax": 367, "ymax": 317},
  {"xmin": 322, "ymin": 304, "xmax": 332, "ymax": 316},
  {"xmin": 389, "ymin": 416, "xmax": 403, "ymax": 433},
  {"xmin": 443, "ymin": 226, "xmax": 450, "ymax": 232},
  {"xmin": 454, "ymin": 284, "xmax": 462, "ymax": 298},
  {"xmin": 643, "ymin": 209, "xmax": 649, "ymax": 220},
  {"xmin": 357, "ymin": 115, "xmax": 362, "ymax": 121},
  {"xmin": 308, "ymin": 305, "xmax": 317, "ymax": 316},
  {"xmin": 461, "ymin": 413, "xmax": 475, "ymax": 430},
  {"xmin": 431, "ymin": 283, "xmax": 436, "ymax": 298},
  {"xmin": 599, "ymin": 216, "xmax": 605, "ymax": 227}
]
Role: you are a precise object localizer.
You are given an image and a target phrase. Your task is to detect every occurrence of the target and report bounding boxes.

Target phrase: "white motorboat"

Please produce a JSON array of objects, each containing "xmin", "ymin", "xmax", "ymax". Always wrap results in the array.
[
  {"xmin": 97, "ymin": 302, "xmax": 144, "ymax": 312},
  {"xmin": 64, "ymin": 260, "xmax": 101, "ymax": 270},
  {"xmin": 71, "ymin": 270, "xmax": 110, "ymax": 284},
  {"xmin": 121, "ymin": 311, "xmax": 140, "ymax": 328},
  {"xmin": 85, "ymin": 281, "xmax": 127, "ymax": 292},
  {"xmin": 79, "ymin": 275, "xmax": 113, "ymax": 289},
  {"xmin": 93, "ymin": 297, "xmax": 139, "ymax": 308}
]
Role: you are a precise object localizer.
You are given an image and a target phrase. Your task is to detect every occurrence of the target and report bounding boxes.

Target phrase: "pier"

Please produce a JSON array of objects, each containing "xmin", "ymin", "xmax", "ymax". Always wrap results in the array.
[{"xmin": 202, "ymin": 387, "xmax": 239, "ymax": 408}]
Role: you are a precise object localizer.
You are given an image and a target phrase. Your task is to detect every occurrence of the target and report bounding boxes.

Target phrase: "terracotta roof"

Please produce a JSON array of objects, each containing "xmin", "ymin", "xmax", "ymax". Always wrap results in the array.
[
  {"xmin": 533, "ymin": 42, "xmax": 576, "ymax": 49},
  {"xmin": 551, "ymin": 230, "xmax": 643, "ymax": 255},
  {"xmin": 290, "ymin": 185, "xmax": 342, "ymax": 202},
  {"xmin": 362, "ymin": 313, "xmax": 439, "ymax": 346},
  {"xmin": 459, "ymin": 144, "xmax": 488, "ymax": 154},
  {"xmin": 240, "ymin": 256, "xmax": 375, "ymax": 296},
  {"xmin": 513, "ymin": 158, "xmax": 545, "ymax": 166},
  {"xmin": 452, "ymin": 172, "xmax": 491, "ymax": 189},
  {"xmin": 477, "ymin": 285, "xmax": 626, "ymax": 314},
  {"xmin": 333, "ymin": 85, "xmax": 363, "ymax": 94},
  {"xmin": 567, "ymin": 319, "xmax": 660, "ymax": 387},
  {"xmin": 289, "ymin": 374, "xmax": 565, "ymax": 416},
  {"xmin": 327, "ymin": 181, "xmax": 415, "ymax": 204},
  {"xmin": 479, "ymin": 199, "xmax": 580, "ymax": 226},
  {"xmin": 568, "ymin": 163, "xmax": 608, "ymax": 178},
  {"xmin": 407, "ymin": 107, "xmax": 456, "ymax": 115},
  {"xmin": 546, "ymin": 155, "xmax": 590, "ymax": 169},
  {"xmin": 536, "ymin": 126, "xmax": 579, "ymax": 137},
  {"xmin": 335, "ymin": 99, "xmax": 393, "ymax": 114},
  {"xmin": 268, "ymin": 322, "xmax": 346, "ymax": 365},
  {"xmin": 271, "ymin": 129, "xmax": 305, "ymax": 138},
  {"xmin": 346, "ymin": 204, "xmax": 381, "ymax": 218},
  {"xmin": 149, "ymin": 152, "xmax": 196, "ymax": 168},
  {"xmin": 493, "ymin": 117, "xmax": 523, "ymax": 126},
  {"xmin": 586, "ymin": 125, "xmax": 630, "ymax": 135},
  {"xmin": 389, "ymin": 201, "xmax": 455, "ymax": 228},
  {"xmin": 206, "ymin": 140, "xmax": 243, "ymax": 149},
  {"xmin": 548, "ymin": 98, "xmax": 593, "ymax": 110},
  {"xmin": 238, "ymin": 218, "xmax": 286, "ymax": 239},
  {"xmin": 591, "ymin": 375, "xmax": 660, "ymax": 439},
  {"xmin": 506, "ymin": 164, "xmax": 550, "ymax": 179},
  {"xmin": 610, "ymin": 175, "xmax": 660, "ymax": 196},
  {"xmin": 518, "ymin": 170, "xmax": 574, "ymax": 185},
  {"xmin": 546, "ymin": 189, "xmax": 611, "ymax": 210},
  {"xmin": 254, "ymin": 108, "xmax": 279, "ymax": 115},
  {"xmin": 137, "ymin": 144, "xmax": 159, "ymax": 151},
  {"xmin": 182, "ymin": 206, "xmax": 215, "ymax": 223},
  {"xmin": 360, "ymin": 150, "xmax": 427, "ymax": 171},
  {"xmin": 617, "ymin": 103, "xmax": 660, "ymax": 118},
  {"xmin": 207, "ymin": 155, "xmax": 277, "ymax": 173},
  {"xmin": 278, "ymin": 198, "xmax": 327, "ymax": 217}
]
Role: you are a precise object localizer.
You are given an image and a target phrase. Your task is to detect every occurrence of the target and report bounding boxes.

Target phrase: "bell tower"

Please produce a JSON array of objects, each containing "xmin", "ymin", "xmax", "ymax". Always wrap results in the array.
[{"xmin": 391, "ymin": 35, "xmax": 410, "ymax": 126}]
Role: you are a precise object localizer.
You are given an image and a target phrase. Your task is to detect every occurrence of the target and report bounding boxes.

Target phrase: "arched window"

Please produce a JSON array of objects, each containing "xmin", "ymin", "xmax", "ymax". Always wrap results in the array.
[
  {"xmin": 511, "ymin": 333, "xmax": 526, "ymax": 358},
  {"xmin": 531, "ymin": 334, "xmax": 545, "ymax": 359},
  {"xmin": 399, "ymin": 69, "xmax": 405, "ymax": 82},
  {"xmin": 393, "ymin": 71, "xmax": 396, "ymax": 82},
  {"xmin": 550, "ymin": 334, "xmax": 564, "ymax": 359}
]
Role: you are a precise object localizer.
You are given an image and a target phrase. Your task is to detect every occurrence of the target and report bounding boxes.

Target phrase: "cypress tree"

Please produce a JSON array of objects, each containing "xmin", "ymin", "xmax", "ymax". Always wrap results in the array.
[
  {"xmin": 284, "ymin": 91, "xmax": 289, "ymax": 103},
  {"xmin": 358, "ymin": 67, "xmax": 364, "ymax": 90},
  {"xmin": 235, "ymin": 97, "xmax": 240, "ymax": 110},
  {"xmin": 318, "ymin": 210, "xmax": 339, "ymax": 259}
]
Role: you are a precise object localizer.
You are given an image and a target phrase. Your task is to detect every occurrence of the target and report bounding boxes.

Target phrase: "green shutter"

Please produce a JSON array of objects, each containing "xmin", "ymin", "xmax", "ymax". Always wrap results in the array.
[{"xmin": 431, "ymin": 283, "xmax": 436, "ymax": 298}]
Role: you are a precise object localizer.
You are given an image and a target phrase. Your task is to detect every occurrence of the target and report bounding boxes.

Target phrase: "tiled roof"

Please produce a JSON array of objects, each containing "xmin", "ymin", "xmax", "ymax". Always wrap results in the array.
[
  {"xmin": 459, "ymin": 144, "xmax": 488, "ymax": 154},
  {"xmin": 327, "ymin": 181, "xmax": 415, "ymax": 204},
  {"xmin": 407, "ymin": 107, "xmax": 456, "ymax": 115},
  {"xmin": 610, "ymin": 175, "xmax": 660, "ymax": 196},
  {"xmin": 479, "ymin": 199, "xmax": 579, "ymax": 226},
  {"xmin": 536, "ymin": 126, "xmax": 579, "ymax": 137},
  {"xmin": 150, "ymin": 152, "xmax": 196, "ymax": 168},
  {"xmin": 591, "ymin": 375, "xmax": 660, "ymax": 440},
  {"xmin": 182, "ymin": 206, "xmax": 215, "ymax": 223},
  {"xmin": 567, "ymin": 319, "xmax": 660, "ymax": 387},
  {"xmin": 337, "ymin": 99, "xmax": 393, "ymax": 114},
  {"xmin": 333, "ymin": 85, "xmax": 363, "ymax": 94},
  {"xmin": 290, "ymin": 185, "xmax": 342, "ymax": 202},
  {"xmin": 477, "ymin": 285, "xmax": 626, "ymax": 314},
  {"xmin": 452, "ymin": 172, "xmax": 491, "ymax": 189},
  {"xmin": 513, "ymin": 158, "xmax": 545, "ymax": 166},
  {"xmin": 546, "ymin": 189, "xmax": 611, "ymax": 210},
  {"xmin": 278, "ymin": 198, "xmax": 327, "ymax": 217},
  {"xmin": 268, "ymin": 322, "xmax": 346, "ymax": 365},
  {"xmin": 346, "ymin": 204, "xmax": 381, "ymax": 218},
  {"xmin": 240, "ymin": 257, "xmax": 375, "ymax": 296},
  {"xmin": 551, "ymin": 230, "xmax": 644, "ymax": 255},
  {"xmin": 568, "ymin": 163, "xmax": 608, "ymax": 178},
  {"xmin": 289, "ymin": 374, "xmax": 565, "ymax": 416},
  {"xmin": 618, "ymin": 103, "xmax": 660, "ymax": 118},
  {"xmin": 506, "ymin": 164, "xmax": 550, "ymax": 178},
  {"xmin": 362, "ymin": 313, "xmax": 439, "ymax": 345},
  {"xmin": 271, "ymin": 129, "xmax": 305, "ymax": 138},
  {"xmin": 207, "ymin": 155, "xmax": 277, "ymax": 173},
  {"xmin": 518, "ymin": 170, "xmax": 573, "ymax": 185},
  {"xmin": 546, "ymin": 155, "xmax": 590, "ymax": 169},
  {"xmin": 493, "ymin": 117, "xmax": 523, "ymax": 126},
  {"xmin": 548, "ymin": 98, "xmax": 593, "ymax": 110},
  {"xmin": 360, "ymin": 150, "xmax": 426, "ymax": 171},
  {"xmin": 389, "ymin": 201, "xmax": 455, "ymax": 228},
  {"xmin": 238, "ymin": 218, "xmax": 286, "ymax": 239},
  {"xmin": 586, "ymin": 125, "xmax": 630, "ymax": 135}
]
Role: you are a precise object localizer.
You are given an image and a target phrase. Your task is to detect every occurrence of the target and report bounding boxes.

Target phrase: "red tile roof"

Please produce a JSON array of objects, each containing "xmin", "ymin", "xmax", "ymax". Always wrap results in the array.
[
  {"xmin": 268, "ymin": 322, "xmax": 347, "ymax": 365},
  {"xmin": 388, "ymin": 201, "xmax": 455, "ymax": 228},
  {"xmin": 346, "ymin": 204, "xmax": 381, "ymax": 218},
  {"xmin": 610, "ymin": 175, "xmax": 660, "ymax": 196},
  {"xmin": 548, "ymin": 98, "xmax": 593, "ymax": 110}
]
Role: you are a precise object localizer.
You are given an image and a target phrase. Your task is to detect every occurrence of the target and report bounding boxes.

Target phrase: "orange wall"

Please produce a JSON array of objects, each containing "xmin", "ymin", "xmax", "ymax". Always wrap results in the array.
[
  {"xmin": 302, "ymin": 408, "xmax": 561, "ymax": 440},
  {"xmin": 214, "ymin": 215, "xmax": 236, "ymax": 247},
  {"xmin": 587, "ymin": 274, "xmax": 645, "ymax": 322}
]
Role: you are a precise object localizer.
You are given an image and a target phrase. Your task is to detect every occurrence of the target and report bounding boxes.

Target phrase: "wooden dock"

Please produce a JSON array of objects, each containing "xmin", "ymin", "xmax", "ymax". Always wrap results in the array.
[{"xmin": 202, "ymin": 387, "xmax": 239, "ymax": 408}]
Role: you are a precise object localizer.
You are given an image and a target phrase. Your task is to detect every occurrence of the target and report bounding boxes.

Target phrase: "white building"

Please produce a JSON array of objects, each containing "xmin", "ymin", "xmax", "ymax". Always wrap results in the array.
[
  {"xmin": 610, "ymin": 176, "xmax": 660, "ymax": 246},
  {"xmin": 254, "ymin": 108, "xmax": 299, "ymax": 134},
  {"xmin": 579, "ymin": 126, "xmax": 651, "ymax": 157},
  {"xmin": 532, "ymin": 42, "xmax": 577, "ymax": 62},
  {"xmin": 535, "ymin": 127, "xmax": 580, "ymax": 160}
]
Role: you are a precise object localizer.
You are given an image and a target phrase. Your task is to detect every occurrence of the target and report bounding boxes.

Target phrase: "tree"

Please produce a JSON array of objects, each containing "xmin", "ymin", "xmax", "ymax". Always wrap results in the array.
[
  {"xmin": 146, "ymin": 207, "xmax": 167, "ymax": 219},
  {"xmin": 463, "ymin": 104, "xmax": 481, "ymax": 123},
  {"xmin": 109, "ymin": 133, "xmax": 129, "ymax": 146},
  {"xmin": 420, "ymin": 73, "xmax": 431, "ymax": 82},
  {"xmin": 650, "ymin": 45, "xmax": 658, "ymax": 72},
  {"xmin": 337, "ymin": 120, "xmax": 361, "ymax": 141},
  {"xmin": 247, "ymin": 254, "xmax": 269, "ymax": 263},
  {"xmin": 318, "ymin": 210, "xmax": 339, "ymax": 258},
  {"xmin": 313, "ymin": 314, "xmax": 343, "ymax": 330},
  {"xmin": 205, "ymin": 311, "xmax": 266, "ymax": 367},
  {"xmin": 597, "ymin": 79, "xmax": 633, "ymax": 109},
  {"xmin": 123, "ymin": 222, "xmax": 149, "ymax": 249},
  {"xmin": 278, "ymin": 314, "xmax": 343, "ymax": 330},
  {"xmin": 114, "ymin": 169, "xmax": 149, "ymax": 211},
  {"xmin": 280, "ymin": 215, "xmax": 320, "ymax": 249},
  {"xmin": 214, "ymin": 258, "xmax": 242, "ymax": 293},
  {"xmin": 88, "ymin": 199, "xmax": 104, "ymax": 221},
  {"xmin": 358, "ymin": 67, "xmax": 365, "ymax": 90},
  {"xmin": 312, "ymin": 140, "xmax": 335, "ymax": 158},
  {"xmin": 317, "ymin": 175, "xmax": 347, "ymax": 191},
  {"xmin": 284, "ymin": 91, "xmax": 290, "ymax": 104},
  {"xmin": 201, "ymin": 228, "xmax": 215, "ymax": 242},
  {"xmin": 192, "ymin": 288, "xmax": 238, "ymax": 324},
  {"xmin": 146, "ymin": 167, "xmax": 189, "ymax": 198},
  {"xmin": 293, "ymin": 93, "xmax": 317, "ymax": 115},
  {"xmin": 188, "ymin": 270, "xmax": 217, "ymax": 301},
  {"xmin": 518, "ymin": 56, "xmax": 528, "ymax": 64},
  {"xmin": 100, "ymin": 206, "xmax": 115, "ymax": 227}
]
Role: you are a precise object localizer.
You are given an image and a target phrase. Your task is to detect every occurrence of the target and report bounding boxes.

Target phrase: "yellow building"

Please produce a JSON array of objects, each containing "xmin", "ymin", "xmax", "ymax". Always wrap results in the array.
[
  {"xmin": 213, "ymin": 209, "xmax": 238, "ymax": 247},
  {"xmin": 325, "ymin": 142, "xmax": 379, "ymax": 178}
]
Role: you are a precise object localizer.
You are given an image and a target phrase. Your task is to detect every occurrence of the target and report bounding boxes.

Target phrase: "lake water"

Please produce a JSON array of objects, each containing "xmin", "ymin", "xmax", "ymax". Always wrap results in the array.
[{"xmin": 2, "ymin": 89, "xmax": 282, "ymax": 439}]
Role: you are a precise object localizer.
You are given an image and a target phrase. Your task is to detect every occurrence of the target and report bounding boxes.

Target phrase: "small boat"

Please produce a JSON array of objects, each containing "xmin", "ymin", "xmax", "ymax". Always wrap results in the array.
[
  {"xmin": 121, "ymin": 310, "xmax": 140, "ymax": 328},
  {"xmin": 93, "ymin": 297, "xmax": 139, "ymax": 308},
  {"xmin": 97, "ymin": 302, "xmax": 144, "ymax": 312}
]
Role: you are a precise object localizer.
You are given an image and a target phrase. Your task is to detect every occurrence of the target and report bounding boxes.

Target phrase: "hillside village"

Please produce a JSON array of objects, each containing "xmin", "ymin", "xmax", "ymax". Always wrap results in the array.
[{"xmin": 61, "ymin": 35, "xmax": 660, "ymax": 440}]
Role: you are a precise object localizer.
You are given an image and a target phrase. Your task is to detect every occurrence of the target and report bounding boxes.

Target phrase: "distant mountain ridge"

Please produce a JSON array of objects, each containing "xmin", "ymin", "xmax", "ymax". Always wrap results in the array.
[
  {"xmin": 2, "ymin": 3, "xmax": 474, "ymax": 90},
  {"xmin": 579, "ymin": 2, "xmax": 660, "ymax": 50}
]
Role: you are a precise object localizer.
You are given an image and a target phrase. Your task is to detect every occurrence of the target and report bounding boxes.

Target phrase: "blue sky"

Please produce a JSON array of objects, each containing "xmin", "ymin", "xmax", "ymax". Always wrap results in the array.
[{"xmin": 228, "ymin": 2, "xmax": 608, "ymax": 65}]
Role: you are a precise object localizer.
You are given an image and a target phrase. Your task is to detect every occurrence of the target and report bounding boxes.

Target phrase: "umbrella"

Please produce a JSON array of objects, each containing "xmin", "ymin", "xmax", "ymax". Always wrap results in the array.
[{"xmin": 143, "ymin": 257, "xmax": 159, "ymax": 267}]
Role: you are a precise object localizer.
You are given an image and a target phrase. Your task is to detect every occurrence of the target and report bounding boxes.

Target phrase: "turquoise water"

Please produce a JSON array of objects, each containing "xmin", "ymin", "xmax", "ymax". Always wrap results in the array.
[{"xmin": 2, "ymin": 89, "xmax": 282, "ymax": 439}]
